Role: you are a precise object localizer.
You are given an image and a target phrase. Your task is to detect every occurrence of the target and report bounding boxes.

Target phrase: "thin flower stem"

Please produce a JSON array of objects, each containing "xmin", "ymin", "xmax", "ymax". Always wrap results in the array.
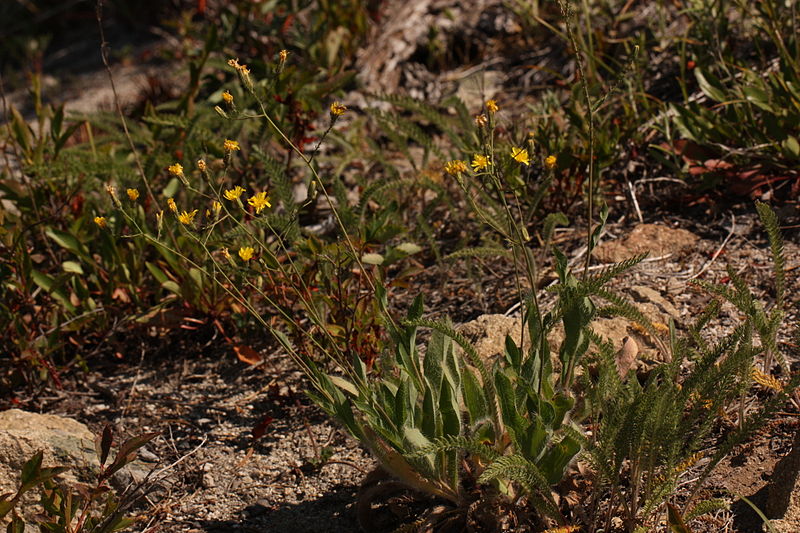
[
  {"xmin": 250, "ymin": 97, "xmax": 380, "ymax": 300},
  {"xmin": 560, "ymin": 0, "xmax": 596, "ymax": 280}
]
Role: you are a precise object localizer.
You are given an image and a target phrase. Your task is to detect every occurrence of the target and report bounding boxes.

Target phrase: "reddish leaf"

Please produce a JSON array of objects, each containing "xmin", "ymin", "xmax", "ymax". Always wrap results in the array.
[
  {"xmin": 111, "ymin": 287, "xmax": 130, "ymax": 303},
  {"xmin": 95, "ymin": 425, "xmax": 113, "ymax": 467},
  {"xmin": 660, "ymin": 139, "xmax": 719, "ymax": 162},
  {"xmin": 252, "ymin": 415, "xmax": 274, "ymax": 440},
  {"xmin": 234, "ymin": 344, "xmax": 262, "ymax": 365}
]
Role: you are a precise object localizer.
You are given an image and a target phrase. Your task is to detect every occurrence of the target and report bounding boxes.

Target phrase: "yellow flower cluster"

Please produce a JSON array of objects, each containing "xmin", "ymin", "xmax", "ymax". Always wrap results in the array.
[
  {"xmin": 238, "ymin": 246, "xmax": 255, "ymax": 261},
  {"xmin": 222, "ymin": 91, "xmax": 234, "ymax": 104},
  {"xmin": 178, "ymin": 209, "xmax": 198, "ymax": 225},
  {"xmin": 471, "ymin": 154, "xmax": 491, "ymax": 171},
  {"xmin": 511, "ymin": 147, "xmax": 530, "ymax": 166},
  {"xmin": 486, "ymin": 99, "xmax": 499, "ymax": 113},
  {"xmin": 444, "ymin": 160, "xmax": 468, "ymax": 175},
  {"xmin": 330, "ymin": 102, "xmax": 347, "ymax": 116},
  {"xmin": 224, "ymin": 186, "xmax": 245, "ymax": 201},
  {"xmin": 544, "ymin": 155, "xmax": 557, "ymax": 170},
  {"xmin": 224, "ymin": 139, "xmax": 240, "ymax": 152},
  {"xmin": 279, "ymin": 49, "xmax": 288, "ymax": 62},
  {"xmin": 126, "ymin": 188, "xmax": 139, "ymax": 201},
  {"xmin": 248, "ymin": 191, "xmax": 271, "ymax": 214},
  {"xmin": 94, "ymin": 216, "xmax": 107, "ymax": 228},
  {"xmin": 168, "ymin": 163, "xmax": 184, "ymax": 177},
  {"xmin": 167, "ymin": 198, "xmax": 177, "ymax": 212}
]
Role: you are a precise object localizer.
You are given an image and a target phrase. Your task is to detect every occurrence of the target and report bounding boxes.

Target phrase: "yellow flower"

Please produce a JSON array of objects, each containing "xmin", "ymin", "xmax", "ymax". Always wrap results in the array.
[
  {"xmin": 168, "ymin": 163, "xmax": 184, "ymax": 177},
  {"xmin": 228, "ymin": 58, "xmax": 252, "ymax": 90},
  {"xmin": 126, "ymin": 188, "xmax": 140, "ymax": 201},
  {"xmin": 212, "ymin": 201, "xmax": 222, "ymax": 215},
  {"xmin": 330, "ymin": 102, "xmax": 347, "ymax": 116},
  {"xmin": 197, "ymin": 159, "xmax": 207, "ymax": 171},
  {"xmin": 486, "ymin": 99, "xmax": 499, "ymax": 113},
  {"xmin": 227, "ymin": 58, "xmax": 249, "ymax": 74},
  {"xmin": 279, "ymin": 49, "xmax": 288, "ymax": 62},
  {"xmin": 222, "ymin": 91, "xmax": 234, "ymax": 104},
  {"xmin": 167, "ymin": 197, "xmax": 177, "ymax": 212},
  {"xmin": 223, "ymin": 139, "xmax": 240, "ymax": 152},
  {"xmin": 511, "ymin": 147, "xmax": 530, "ymax": 166},
  {"xmin": 474, "ymin": 114, "xmax": 487, "ymax": 128},
  {"xmin": 544, "ymin": 155, "xmax": 557, "ymax": 170},
  {"xmin": 94, "ymin": 216, "xmax": 107, "ymax": 228},
  {"xmin": 471, "ymin": 154, "xmax": 491, "ymax": 171},
  {"xmin": 224, "ymin": 186, "xmax": 245, "ymax": 201},
  {"xmin": 178, "ymin": 209, "xmax": 198, "ymax": 225},
  {"xmin": 238, "ymin": 246, "xmax": 255, "ymax": 261},
  {"xmin": 444, "ymin": 160, "xmax": 468, "ymax": 175},
  {"xmin": 248, "ymin": 191, "xmax": 272, "ymax": 214}
]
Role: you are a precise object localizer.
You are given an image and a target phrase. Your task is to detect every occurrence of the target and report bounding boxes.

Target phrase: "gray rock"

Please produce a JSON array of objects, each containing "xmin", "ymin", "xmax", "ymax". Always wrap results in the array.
[
  {"xmin": 0, "ymin": 408, "xmax": 98, "ymax": 493},
  {"xmin": 0, "ymin": 409, "xmax": 157, "ymax": 527},
  {"xmin": 457, "ymin": 314, "xmax": 528, "ymax": 363}
]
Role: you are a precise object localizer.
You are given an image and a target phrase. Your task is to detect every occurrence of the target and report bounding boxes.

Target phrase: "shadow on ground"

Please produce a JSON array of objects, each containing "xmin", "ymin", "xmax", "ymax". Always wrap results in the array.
[
  {"xmin": 731, "ymin": 484, "xmax": 770, "ymax": 533},
  {"xmin": 198, "ymin": 484, "xmax": 360, "ymax": 533}
]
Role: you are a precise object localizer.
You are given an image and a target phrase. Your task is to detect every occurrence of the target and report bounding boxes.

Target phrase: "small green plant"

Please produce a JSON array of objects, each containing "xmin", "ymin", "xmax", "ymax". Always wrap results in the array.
[
  {"xmin": 0, "ymin": 426, "xmax": 157, "ymax": 533},
  {"xmin": 0, "ymin": 76, "xmax": 172, "ymax": 397},
  {"xmin": 1, "ymin": 0, "xmax": 385, "ymax": 396},
  {"xmin": 583, "ymin": 201, "xmax": 796, "ymax": 532}
]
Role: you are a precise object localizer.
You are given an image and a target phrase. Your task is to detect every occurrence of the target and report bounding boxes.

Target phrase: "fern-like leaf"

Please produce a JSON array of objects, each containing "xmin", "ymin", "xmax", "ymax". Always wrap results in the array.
[
  {"xmin": 685, "ymin": 498, "xmax": 730, "ymax": 521},
  {"xmin": 405, "ymin": 435, "xmax": 500, "ymax": 461},
  {"xmin": 443, "ymin": 246, "xmax": 513, "ymax": 262},
  {"xmin": 755, "ymin": 201, "xmax": 785, "ymax": 309},
  {"xmin": 478, "ymin": 454, "xmax": 561, "ymax": 520},
  {"xmin": 584, "ymin": 252, "xmax": 649, "ymax": 293}
]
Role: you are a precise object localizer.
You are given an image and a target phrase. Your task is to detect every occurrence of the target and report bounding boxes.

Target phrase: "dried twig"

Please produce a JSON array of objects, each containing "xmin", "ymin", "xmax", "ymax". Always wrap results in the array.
[{"xmin": 686, "ymin": 213, "xmax": 736, "ymax": 280}]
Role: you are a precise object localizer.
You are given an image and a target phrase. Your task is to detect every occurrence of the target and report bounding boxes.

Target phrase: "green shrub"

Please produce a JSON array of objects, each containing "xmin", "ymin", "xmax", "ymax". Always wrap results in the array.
[{"xmin": 0, "ymin": 426, "xmax": 156, "ymax": 533}]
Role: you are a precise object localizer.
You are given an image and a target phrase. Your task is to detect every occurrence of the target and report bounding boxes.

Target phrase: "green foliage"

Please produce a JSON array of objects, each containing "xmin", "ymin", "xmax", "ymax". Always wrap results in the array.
[
  {"xmin": 666, "ymin": 0, "xmax": 800, "ymax": 171},
  {"xmin": 4, "ymin": 1, "xmax": 799, "ymax": 530},
  {"xmin": 584, "ymin": 202, "xmax": 794, "ymax": 531},
  {"xmin": 690, "ymin": 201, "xmax": 787, "ymax": 372},
  {"xmin": 0, "ymin": 426, "xmax": 156, "ymax": 532},
  {"xmin": 1, "ymin": 0, "xmax": 394, "ymax": 396},
  {"xmin": 306, "ymin": 293, "xmax": 584, "ymax": 522}
]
